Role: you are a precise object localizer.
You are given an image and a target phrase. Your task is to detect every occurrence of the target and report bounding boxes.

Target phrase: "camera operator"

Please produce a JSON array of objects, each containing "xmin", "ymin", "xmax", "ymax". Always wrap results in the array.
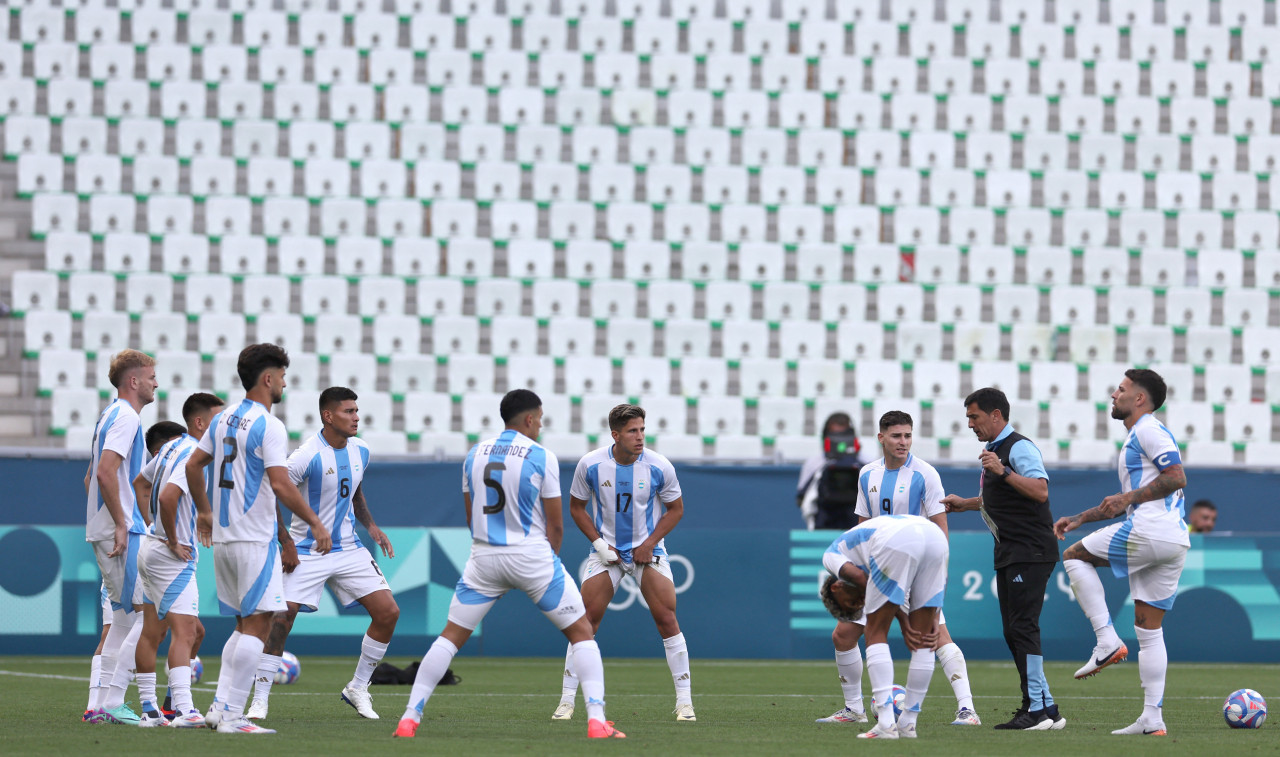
[{"xmin": 796, "ymin": 412, "xmax": 866, "ymax": 530}]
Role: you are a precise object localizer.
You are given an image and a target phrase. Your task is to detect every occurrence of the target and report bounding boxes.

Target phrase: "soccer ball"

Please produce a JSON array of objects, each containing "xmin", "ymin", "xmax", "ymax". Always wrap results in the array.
[
  {"xmin": 1224, "ymin": 689, "xmax": 1267, "ymax": 729},
  {"xmin": 890, "ymin": 685, "xmax": 907, "ymax": 717},
  {"xmin": 274, "ymin": 651, "xmax": 301, "ymax": 685}
]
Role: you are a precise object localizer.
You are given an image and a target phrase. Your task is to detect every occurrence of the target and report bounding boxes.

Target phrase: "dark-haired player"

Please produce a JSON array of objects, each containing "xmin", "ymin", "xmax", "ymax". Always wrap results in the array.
[{"xmin": 248, "ymin": 386, "xmax": 399, "ymax": 721}]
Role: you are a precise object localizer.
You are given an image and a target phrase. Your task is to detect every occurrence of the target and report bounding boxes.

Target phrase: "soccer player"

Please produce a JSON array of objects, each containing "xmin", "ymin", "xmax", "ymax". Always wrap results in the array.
[
  {"xmin": 83, "ymin": 349, "xmax": 157, "ymax": 725},
  {"xmin": 186, "ymin": 344, "xmax": 333, "ymax": 735},
  {"xmin": 133, "ymin": 394, "xmax": 225, "ymax": 727},
  {"xmin": 820, "ymin": 514, "xmax": 949, "ymax": 740},
  {"xmin": 247, "ymin": 387, "xmax": 400, "ymax": 721},
  {"xmin": 1055, "ymin": 368, "xmax": 1188, "ymax": 737},
  {"xmin": 553, "ymin": 403, "xmax": 694, "ymax": 722},
  {"xmin": 816, "ymin": 410, "xmax": 979, "ymax": 727},
  {"xmin": 394, "ymin": 390, "xmax": 623, "ymax": 740}
]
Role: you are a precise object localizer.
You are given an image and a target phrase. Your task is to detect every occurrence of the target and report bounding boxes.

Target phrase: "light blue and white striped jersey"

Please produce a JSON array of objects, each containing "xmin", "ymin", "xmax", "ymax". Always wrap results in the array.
[
  {"xmin": 462, "ymin": 429, "xmax": 560, "ymax": 547},
  {"xmin": 197, "ymin": 398, "xmax": 289, "ymax": 545},
  {"xmin": 822, "ymin": 514, "xmax": 928, "ymax": 579},
  {"xmin": 854, "ymin": 454, "xmax": 945, "ymax": 520},
  {"xmin": 140, "ymin": 434, "xmax": 201, "ymax": 549},
  {"xmin": 86, "ymin": 399, "xmax": 146, "ymax": 542},
  {"xmin": 570, "ymin": 446, "xmax": 682, "ymax": 560},
  {"xmin": 1119, "ymin": 413, "xmax": 1189, "ymax": 545},
  {"xmin": 287, "ymin": 432, "xmax": 371, "ymax": 555}
]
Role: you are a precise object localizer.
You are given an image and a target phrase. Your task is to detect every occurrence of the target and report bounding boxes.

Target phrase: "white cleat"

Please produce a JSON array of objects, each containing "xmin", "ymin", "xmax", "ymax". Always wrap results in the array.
[
  {"xmin": 217, "ymin": 717, "xmax": 277, "ymax": 735},
  {"xmin": 137, "ymin": 710, "xmax": 169, "ymax": 728},
  {"xmin": 246, "ymin": 698, "xmax": 269, "ymax": 721},
  {"xmin": 674, "ymin": 703, "xmax": 696, "ymax": 722},
  {"xmin": 170, "ymin": 711, "xmax": 207, "ymax": 729},
  {"xmin": 1075, "ymin": 643, "xmax": 1128, "ymax": 679},
  {"xmin": 203, "ymin": 701, "xmax": 222, "ymax": 729},
  {"xmin": 815, "ymin": 706, "xmax": 868, "ymax": 724},
  {"xmin": 951, "ymin": 707, "xmax": 982, "ymax": 725},
  {"xmin": 857, "ymin": 723, "xmax": 899, "ymax": 739},
  {"xmin": 551, "ymin": 702, "xmax": 574, "ymax": 721},
  {"xmin": 341, "ymin": 685, "xmax": 379, "ymax": 719},
  {"xmin": 896, "ymin": 722, "xmax": 918, "ymax": 739},
  {"xmin": 1111, "ymin": 718, "xmax": 1166, "ymax": 736}
]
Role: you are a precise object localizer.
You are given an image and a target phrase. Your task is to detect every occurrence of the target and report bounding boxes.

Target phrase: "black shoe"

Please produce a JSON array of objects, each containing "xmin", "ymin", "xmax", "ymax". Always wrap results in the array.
[{"xmin": 994, "ymin": 708, "xmax": 1049, "ymax": 730}]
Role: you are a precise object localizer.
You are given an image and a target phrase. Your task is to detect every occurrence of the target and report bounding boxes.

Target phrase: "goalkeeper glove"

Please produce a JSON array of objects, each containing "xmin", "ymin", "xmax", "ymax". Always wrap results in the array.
[{"xmin": 592, "ymin": 537, "xmax": 619, "ymax": 564}]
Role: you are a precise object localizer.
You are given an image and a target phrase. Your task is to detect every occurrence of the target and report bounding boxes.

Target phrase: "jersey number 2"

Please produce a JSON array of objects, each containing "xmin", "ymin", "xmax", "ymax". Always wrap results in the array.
[{"xmin": 482, "ymin": 461, "xmax": 506, "ymax": 514}]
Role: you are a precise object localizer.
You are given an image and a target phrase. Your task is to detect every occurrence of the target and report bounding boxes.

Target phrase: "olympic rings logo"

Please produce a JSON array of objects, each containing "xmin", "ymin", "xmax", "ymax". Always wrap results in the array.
[{"xmin": 576, "ymin": 553, "xmax": 695, "ymax": 611}]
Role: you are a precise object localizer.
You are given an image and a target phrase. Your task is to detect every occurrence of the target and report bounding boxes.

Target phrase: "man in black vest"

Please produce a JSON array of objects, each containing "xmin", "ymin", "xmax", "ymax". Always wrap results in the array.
[{"xmin": 941, "ymin": 387, "xmax": 1065, "ymax": 731}]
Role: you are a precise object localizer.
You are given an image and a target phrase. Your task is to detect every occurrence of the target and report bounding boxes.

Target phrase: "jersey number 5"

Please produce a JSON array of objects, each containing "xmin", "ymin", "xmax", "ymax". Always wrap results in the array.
[{"xmin": 482, "ymin": 461, "xmax": 506, "ymax": 515}]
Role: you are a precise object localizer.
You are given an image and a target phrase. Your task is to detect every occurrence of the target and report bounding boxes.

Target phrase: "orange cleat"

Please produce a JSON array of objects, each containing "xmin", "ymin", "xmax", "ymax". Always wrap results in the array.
[
  {"xmin": 393, "ymin": 718, "xmax": 419, "ymax": 738},
  {"xmin": 587, "ymin": 719, "xmax": 626, "ymax": 738}
]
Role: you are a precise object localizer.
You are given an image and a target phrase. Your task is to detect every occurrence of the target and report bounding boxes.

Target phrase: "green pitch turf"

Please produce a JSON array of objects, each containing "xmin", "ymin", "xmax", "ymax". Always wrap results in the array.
[{"xmin": 1, "ymin": 655, "xmax": 1273, "ymax": 756}]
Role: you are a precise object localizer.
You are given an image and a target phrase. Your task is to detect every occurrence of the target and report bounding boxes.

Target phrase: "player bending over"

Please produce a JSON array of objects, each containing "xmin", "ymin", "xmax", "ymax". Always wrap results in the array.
[
  {"xmin": 821, "ymin": 515, "xmax": 949, "ymax": 740},
  {"xmin": 816, "ymin": 411, "xmax": 978, "ymax": 727},
  {"xmin": 133, "ymin": 395, "xmax": 224, "ymax": 726},
  {"xmin": 554, "ymin": 404, "xmax": 694, "ymax": 722},
  {"xmin": 187, "ymin": 344, "xmax": 333, "ymax": 735},
  {"xmin": 1055, "ymin": 368, "xmax": 1188, "ymax": 737},
  {"xmin": 248, "ymin": 387, "xmax": 399, "ymax": 721},
  {"xmin": 394, "ymin": 390, "xmax": 623, "ymax": 740}
]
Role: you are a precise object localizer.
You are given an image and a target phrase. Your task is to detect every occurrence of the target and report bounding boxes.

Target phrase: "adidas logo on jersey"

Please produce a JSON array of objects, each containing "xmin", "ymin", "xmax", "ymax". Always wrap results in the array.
[
  {"xmin": 602, "ymin": 481, "xmax": 612, "ymax": 487},
  {"xmin": 326, "ymin": 467, "xmax": 335, "ymax": 475},
  {"xmin": 869, "ymin": 486, "xmax": 878, "ymax": 494}
]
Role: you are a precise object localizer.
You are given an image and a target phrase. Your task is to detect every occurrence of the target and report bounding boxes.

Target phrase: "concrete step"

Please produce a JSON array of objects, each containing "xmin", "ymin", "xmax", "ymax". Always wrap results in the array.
[{"xmin": 0, "ymin": 414, "xmax": 34, "ymax": 437}]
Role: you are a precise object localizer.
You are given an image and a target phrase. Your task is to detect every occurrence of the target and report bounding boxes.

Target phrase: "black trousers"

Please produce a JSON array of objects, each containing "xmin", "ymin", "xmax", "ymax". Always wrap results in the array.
[{"xmin": 995, "ymin": 561, "xmax": 1055, "ymax": 710}]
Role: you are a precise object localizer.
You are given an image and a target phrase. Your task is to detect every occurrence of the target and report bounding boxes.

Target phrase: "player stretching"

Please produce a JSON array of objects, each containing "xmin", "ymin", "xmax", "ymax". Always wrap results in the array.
[
  {"xmin": 134, "ymin": 394, "xmax": 225, "ymax": 726},
  {"xmin": 1055, "ymin": 369, "xmax": 1188, "ymax": 736},
  {"xmin": 816, "ymin": 411, "xmax": 979, "ymax": 727},
  {"xmin": 394, "ymin": 390, "xmax": 623, "ymax": 740},
  {"xmin": 186, "ymin": 344, "xmax": 333, "ymax": 735},
  {"xmin": 84, "ymin": 349, "xmax": 157, "ymax": 725},
  {"xmin": 247, "ymin": 387, "xmax": 400, "ymax": 721},
  {"xmin": 821, "ymin": 514, "xmax": 950, "ymax": 739},
  {"xmin": 553, "ymin": 403, "xmax": 695, "ymax": 722}
]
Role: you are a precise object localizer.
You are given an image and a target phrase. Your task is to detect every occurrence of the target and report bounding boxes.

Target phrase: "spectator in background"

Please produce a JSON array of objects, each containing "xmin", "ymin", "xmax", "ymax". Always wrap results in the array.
[
  {"xmin": 796, "ymin": 412, "xmax": 866, "ymax": 530},
  {"xmin": 1187, "ymin": 500, "xmax": 1217, "ymax": 533}
]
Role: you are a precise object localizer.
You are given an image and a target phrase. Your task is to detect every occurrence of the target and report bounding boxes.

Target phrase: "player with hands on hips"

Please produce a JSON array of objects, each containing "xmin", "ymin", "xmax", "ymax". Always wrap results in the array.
[{"xmin": 553, "ymin": 404, "xmax": 694, "ymax": 723}]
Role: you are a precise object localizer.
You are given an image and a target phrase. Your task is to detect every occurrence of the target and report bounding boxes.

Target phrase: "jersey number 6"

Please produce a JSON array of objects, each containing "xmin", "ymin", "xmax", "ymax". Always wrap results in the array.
[{"xmin": 482, "ymin": 461, "xmax": 506, "ymax": 515}]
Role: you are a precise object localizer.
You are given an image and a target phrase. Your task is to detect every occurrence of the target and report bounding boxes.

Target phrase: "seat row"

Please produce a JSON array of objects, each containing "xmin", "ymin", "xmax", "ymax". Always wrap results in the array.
[{"xmin": 28, "ymin": 232, "xmax": 1279, "ymax": 289}]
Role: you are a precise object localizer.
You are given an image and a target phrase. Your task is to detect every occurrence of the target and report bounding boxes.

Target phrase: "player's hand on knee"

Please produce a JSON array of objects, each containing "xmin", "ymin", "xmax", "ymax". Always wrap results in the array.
[{"xmin": 592, "ymin": 537, "xmax": 620, "ymax": 564}]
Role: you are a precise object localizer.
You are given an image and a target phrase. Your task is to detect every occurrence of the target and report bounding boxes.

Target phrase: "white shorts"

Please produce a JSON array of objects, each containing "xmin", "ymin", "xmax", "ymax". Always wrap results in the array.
[
  {"xmin": 138, "ymin": 537, "xmax": 199, "ymax": 620},
  {"xmin": 214, "ymin": 540, "xmax": 286, "ymax": 617},
  {"xmin": 448, "ymin": 540, "xmax": 585, "ymax": 631},
  {"xmin": 847, "ymin": 606, "xmax": 947, "ymax": 628},
  {"xmin": 860, "ymin": 522, "xmax": 949, "ymax": 618},
  {"xmin": 1080, "ymin": 520, "xmax": 1189, "ymax": 610},
  {"xmin": 580, "ymin": 551, "xmax": 675, "ymax": 591},
  {"xmin": 284, "ymin": 546, "xmax": 391, "ymax": 612},
  {"xmin": 92, "ymin": 533, "xmax": 144, "ymax": 613},
  {"xmin": 100, "ymin": 582, "xmax": 111, "ymax": 626}
]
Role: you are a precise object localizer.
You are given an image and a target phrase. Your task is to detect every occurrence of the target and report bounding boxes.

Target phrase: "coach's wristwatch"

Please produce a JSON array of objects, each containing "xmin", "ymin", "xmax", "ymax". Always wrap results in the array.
[{"xmin": 1001, "ymin": 466, "xmax": 1013, "ymax": 479}]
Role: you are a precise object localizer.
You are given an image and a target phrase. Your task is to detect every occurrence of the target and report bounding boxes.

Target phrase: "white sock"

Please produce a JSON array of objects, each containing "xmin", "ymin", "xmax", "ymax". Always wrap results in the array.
[
  {"xmin": 223, "ymin": 635, "xmax": 266, "ymax": 720},
  {"xmin": 1135, "ymin": 625, "xmax": 1166, "ymax": 723},
  {"xmin": 560, "ymin": 642, "xmax": 578, "ymax": 703},
  {"xmin": 572, "ymin": 639, "xmax": 607, "ymax": 722},
  {"xmin": 897, "ymin": 647, "xmax": 935, "ymax": 729},
  {"xmin": 401, "ymin": 637, "xmax": 459, "ymax": 724},
  {"xmin": 864, "ymin": 643, "xmax": 895, "ymax": 729},
  {"xmin": 662, "ymin": 633, "xmax": 692, "ymax": 705},
  {"xmin": 253, "ymin": 654, "xmax": 281, "ymax": 702},
  {"xmin": 96, "ymin": 613, "xmax": 131, "ymax": 711},
  {"xmin": 1065, "ymin": 559, "xmax": 1121, "ymax": 647},
  {"xmin": 136, "ymin": 672, "xmax": 158, "ymax": 712},
  {"xmin": 87, "ymin": 655, "xmax": 103, "ymax": 711},
  {"xmin": 169, "ymin": 666, "xmax": 194, "ymax": 713},
  {"xmin": 935, "ymin": 642, "xmax": 974, "ymax": 712},
  {"xmin": 350, "ymin": 634, "xmax": 389, "ymax": 689},
  {"xmin": 834, "ymin": 647, "xmax": 864, "ymax": 712},
  {"xmin": 104, "ymin": 610, "xmax": 143, "ymax": 709},
  {"xmin": 213, "ymin": 630, "xmax": 243, "ymax": 706}
]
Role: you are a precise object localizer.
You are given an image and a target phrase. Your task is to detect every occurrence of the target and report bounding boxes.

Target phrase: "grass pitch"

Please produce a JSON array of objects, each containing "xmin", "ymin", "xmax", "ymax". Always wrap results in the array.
[{"xmin": 1, "ymin": 654, "xmax": 1274, "ymax": 756}]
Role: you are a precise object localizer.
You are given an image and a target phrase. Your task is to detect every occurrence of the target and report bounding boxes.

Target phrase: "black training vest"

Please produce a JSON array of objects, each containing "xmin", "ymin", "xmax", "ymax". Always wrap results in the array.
[{"xmin": 981, "ymin": 430, "xmax": 1060, "ymax": 569}]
